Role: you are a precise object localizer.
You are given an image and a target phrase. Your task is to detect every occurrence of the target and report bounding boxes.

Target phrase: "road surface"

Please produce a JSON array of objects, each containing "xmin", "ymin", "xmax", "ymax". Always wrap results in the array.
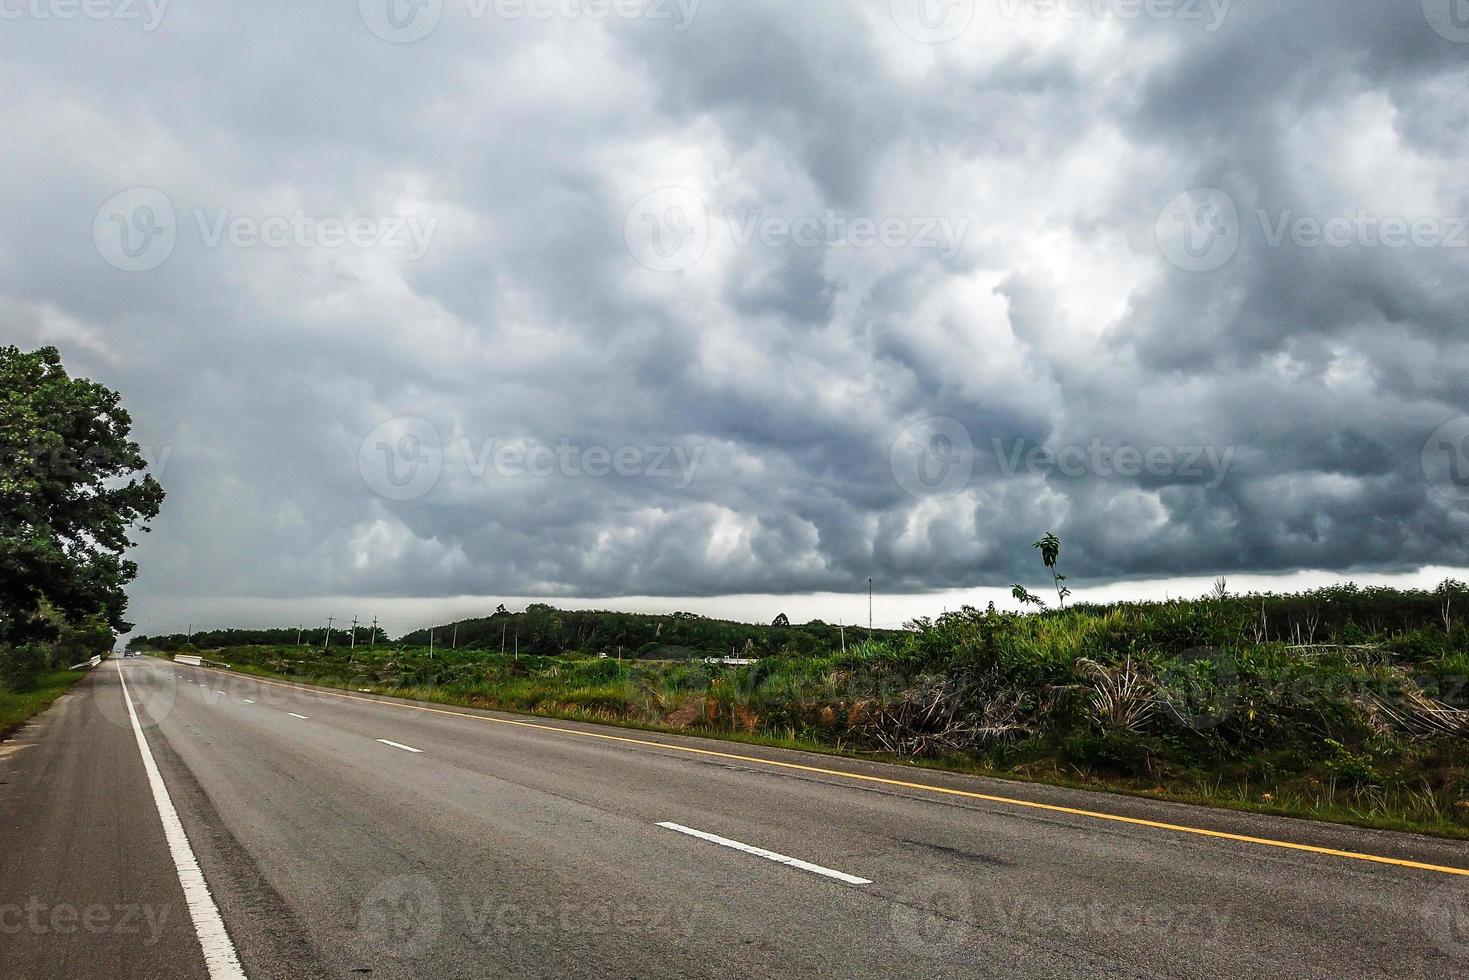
[{"xmin": 2, "ymin": 656, "xmax": 1467, "ymax": 978}]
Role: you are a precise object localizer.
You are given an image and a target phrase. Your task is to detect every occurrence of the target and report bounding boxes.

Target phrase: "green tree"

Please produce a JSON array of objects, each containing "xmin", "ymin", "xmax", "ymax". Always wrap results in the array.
[
  {"xmin": 1, "ymin": 346, "xmax": 164, "ymax": 655},
  {"xmin": 1033, "ymin": 532, "xmax": 1070, "ymax": 609}
]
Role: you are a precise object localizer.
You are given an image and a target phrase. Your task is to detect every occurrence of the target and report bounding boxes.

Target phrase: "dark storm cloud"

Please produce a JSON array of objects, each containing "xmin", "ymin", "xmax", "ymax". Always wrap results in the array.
[{"xmin": 1, "ymin": 0, "xmax": 1465, "ymax": 613}]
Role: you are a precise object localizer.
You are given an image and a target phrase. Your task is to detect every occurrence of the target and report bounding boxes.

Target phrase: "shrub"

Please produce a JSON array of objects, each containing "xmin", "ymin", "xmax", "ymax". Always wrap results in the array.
[{"xmin": 1, "ymin": 644, "xmax": 53, "ymax": 692}]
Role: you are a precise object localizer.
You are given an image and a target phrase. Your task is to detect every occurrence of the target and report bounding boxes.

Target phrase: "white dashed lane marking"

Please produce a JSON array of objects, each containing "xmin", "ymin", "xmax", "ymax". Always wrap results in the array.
[
  {"xmin": 377, "ymin": 739, "xmax": 423, "ymax": 754},
  {"xmin": 656, "ymin": 822, "xmax": 872, "ymax": 886}
]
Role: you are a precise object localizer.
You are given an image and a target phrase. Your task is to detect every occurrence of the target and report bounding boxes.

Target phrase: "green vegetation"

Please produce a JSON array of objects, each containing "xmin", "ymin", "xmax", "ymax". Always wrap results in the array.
[
  {"xmin": 1, "ymin": 609, "xmax": 113, "ymax": 690},
  {"xmin": 0, "ymin": 612, "xmax": 113, "ymax": 740},
  {"xmin": 137, "ymin": 579, "xmax": 1469, "ymax": 838},
  {"xmin": 1, "ymin": 344, "xmax": 161, "ymax": 698},
  {"xmin": 0, "ymin": 668, "xmax": 90, "ymax": 741}
]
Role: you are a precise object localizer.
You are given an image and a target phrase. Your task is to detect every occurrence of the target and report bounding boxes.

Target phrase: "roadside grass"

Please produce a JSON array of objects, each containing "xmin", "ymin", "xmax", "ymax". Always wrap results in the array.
[
  {"xmin": 0, "ymin": 669, "xmax": 90, "ymax": 742},
  {"xmin": 198, "ymin": 650, "xmax": 1469, "ymax": 841}
]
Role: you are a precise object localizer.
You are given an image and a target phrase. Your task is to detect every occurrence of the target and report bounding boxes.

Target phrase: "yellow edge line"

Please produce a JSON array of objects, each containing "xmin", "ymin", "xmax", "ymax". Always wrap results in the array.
[{"xmin": 190, "ymin": 664, "xmax": 1469, "ymax": 878}]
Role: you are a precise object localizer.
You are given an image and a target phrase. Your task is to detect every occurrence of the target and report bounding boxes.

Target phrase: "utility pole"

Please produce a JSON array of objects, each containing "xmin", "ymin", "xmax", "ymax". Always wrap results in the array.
[
  {"xmin": 429, "ymin": 629, "xmax": 435, "ymax": 659},
  {"xmin": 869, "ymin": 578, "xmax": 874, "ymax": 638},
  {"xmin": 370, "ymin": 617, "xmax": 379, "ymax": 648},
  {"xmin": 296, "ymin": 625, "xmax": 303, "ymax": 646},
  {"xmin": 501, "ymin": 623, "xmax": 507, "ymax": 655},
  {"xmin": 839, "ymin": 623, "xmax": 846, "ymax": 656},
  {"xmin": 452, "ymin": 624, "xmax": 458, "ymax": 650},
  {"xmin": 514, "ymin": 632, "xmax": 518, "ymax": 662},
  {"xmin": 186, "ymin": 624, "xmax": 192, "ymax": 644},
  {"xmin": 350, "ymin": 617, "xmax": 359, "ymax": 652},
  {"xmin": 324, "ymin": 616, "xmax": 334, "ymax": 651}
]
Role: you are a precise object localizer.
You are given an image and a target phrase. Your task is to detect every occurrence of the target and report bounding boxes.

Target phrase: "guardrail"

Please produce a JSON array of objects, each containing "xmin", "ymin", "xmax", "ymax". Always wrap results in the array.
[
  {"xmin": 69, "ymin": 655, "xmax": 103, "ymax": 670},
  {"xmin": 173, "ymin": 655, "xmax": 231, "ymax": 669}
]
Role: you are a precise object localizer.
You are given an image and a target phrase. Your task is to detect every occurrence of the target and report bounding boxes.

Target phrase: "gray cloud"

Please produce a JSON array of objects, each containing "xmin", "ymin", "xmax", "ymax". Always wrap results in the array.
[{"xmin": 2, "ymin": 0, "xmax": 1466, "ymax": 619}]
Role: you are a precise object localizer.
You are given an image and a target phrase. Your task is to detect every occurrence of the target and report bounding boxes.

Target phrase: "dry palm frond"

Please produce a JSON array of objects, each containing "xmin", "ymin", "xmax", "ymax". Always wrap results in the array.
[
  {"xmin": 848, "ymin": 675, "xmax": 1031, "ymax": 757},
  {"xmin": 1076, "ymin": 656, "xmax": 1154, "ymax": 733},
  {"xmin": 1358, "ymin": 670, "xmax": 1469, "ymax": 740}
]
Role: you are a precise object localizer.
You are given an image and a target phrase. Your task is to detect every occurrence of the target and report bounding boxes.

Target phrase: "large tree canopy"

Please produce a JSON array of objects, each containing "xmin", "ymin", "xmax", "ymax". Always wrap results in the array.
[{"xmin": 0, "ymin": 346, "xmax": 164, "ymax": 645}]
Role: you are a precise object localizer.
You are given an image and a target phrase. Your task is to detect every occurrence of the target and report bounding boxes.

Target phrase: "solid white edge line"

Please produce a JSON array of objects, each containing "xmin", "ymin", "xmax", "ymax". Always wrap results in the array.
[
  {"xmin": 377, "ymin": 739, "xmax": 423, "ymax": 754},
  {"xmin": 288, "ymin": 713, "xmax": 308, "ymax": 720},
  {"xmin": 242, "ymin": 700, "xmax": 254, "ymax": 704},
  {"xmin": 656, "ymin": 822, "xmax": 872, "ymax": 885},
  {"xmin": 116, "ymin": 660, "xmax": 248, "ymax": 979}
]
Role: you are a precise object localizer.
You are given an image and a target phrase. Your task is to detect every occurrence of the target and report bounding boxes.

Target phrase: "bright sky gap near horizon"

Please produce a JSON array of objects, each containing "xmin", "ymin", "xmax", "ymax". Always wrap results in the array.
[{"xmin": 4, "ymin": 1, "xmax": 1468, "ymax": 638}]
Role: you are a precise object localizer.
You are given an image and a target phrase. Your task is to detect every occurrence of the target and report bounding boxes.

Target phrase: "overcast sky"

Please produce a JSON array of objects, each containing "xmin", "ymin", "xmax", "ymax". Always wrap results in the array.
[{"xmin": 4, "ymin": 1, "xmax": 1468, "ymax": 636}]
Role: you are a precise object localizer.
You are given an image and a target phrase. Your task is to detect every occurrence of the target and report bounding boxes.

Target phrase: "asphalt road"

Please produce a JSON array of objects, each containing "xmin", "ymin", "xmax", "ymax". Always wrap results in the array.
[{"xmin": 3, "ymin": 656, "xmax": 1469, "ymax": 979}]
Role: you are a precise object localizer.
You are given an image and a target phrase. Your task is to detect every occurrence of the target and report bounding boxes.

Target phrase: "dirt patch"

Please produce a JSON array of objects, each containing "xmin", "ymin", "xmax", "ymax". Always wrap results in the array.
[{"xmin": 657, "ymin": 703, "xmax": 696, "ymax": 728}]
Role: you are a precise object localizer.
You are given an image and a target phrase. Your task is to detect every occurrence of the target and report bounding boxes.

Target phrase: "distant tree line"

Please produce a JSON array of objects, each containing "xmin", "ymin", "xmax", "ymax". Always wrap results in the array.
[
  {"xmin": 129, "ymin": 626, "xmax": 389, "ymax": 652},
  {"xmin": 126, "ymin": 583, "xmax": 1469, "ymax": 663},
  {"xmin": 397, "ymin": 604, "xmax": 890, "ymax": 660}
]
